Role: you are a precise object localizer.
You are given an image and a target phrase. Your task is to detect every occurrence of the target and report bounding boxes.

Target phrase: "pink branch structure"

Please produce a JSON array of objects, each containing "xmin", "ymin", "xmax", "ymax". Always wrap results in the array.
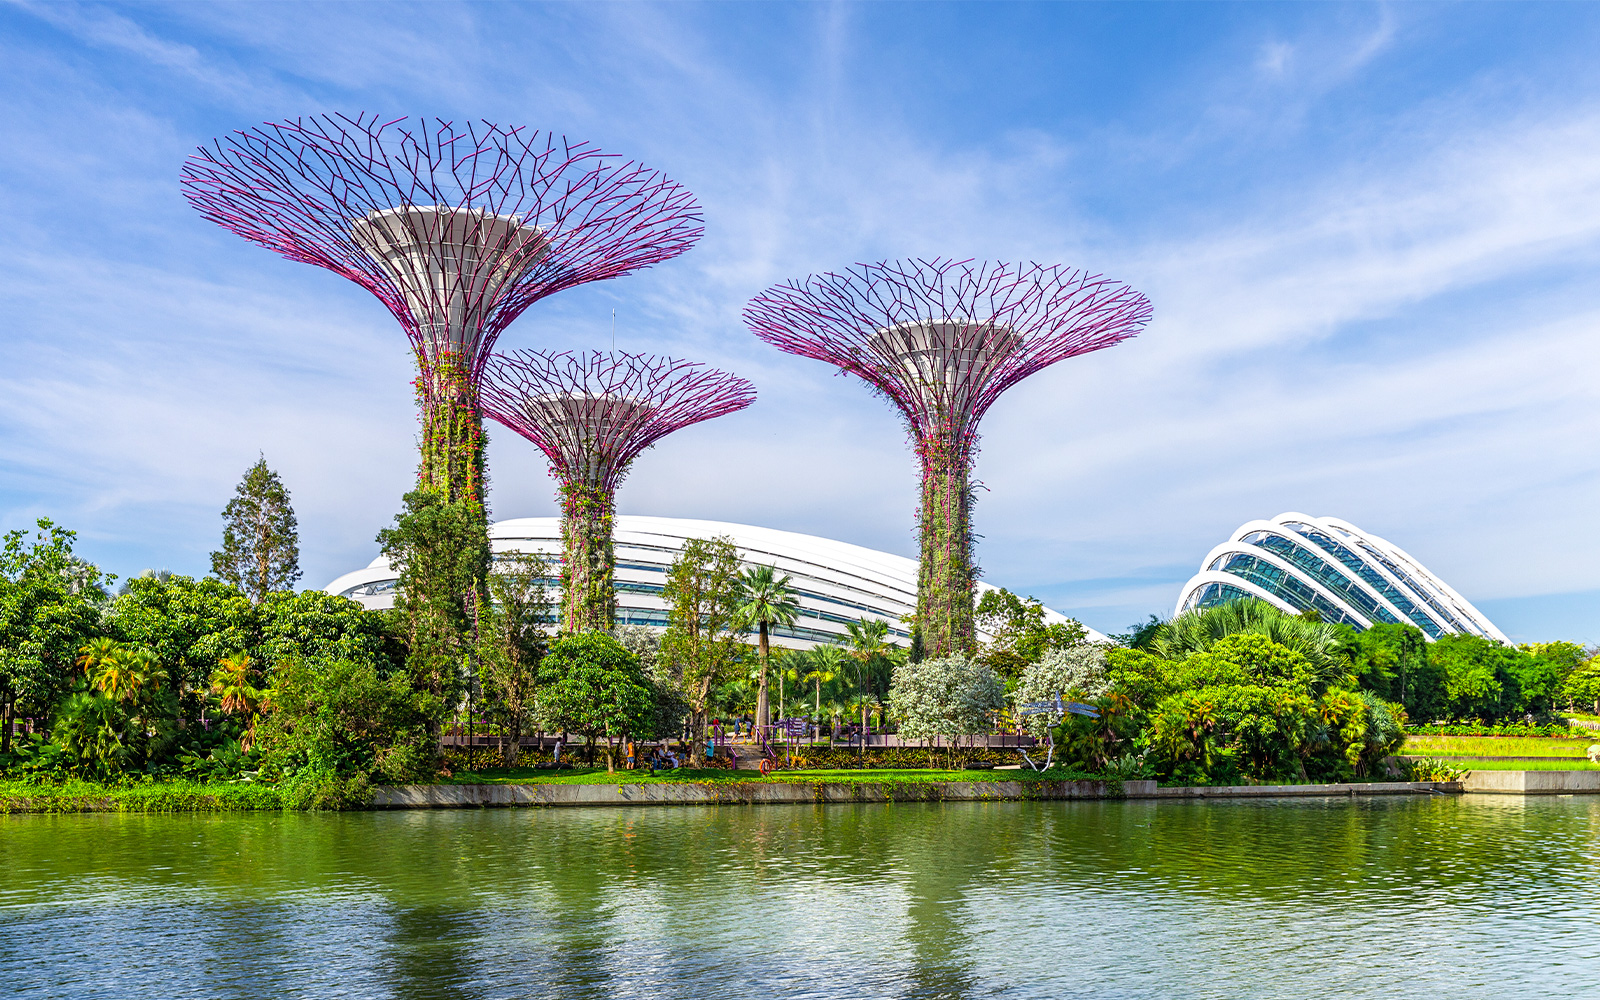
[
  {"xmin": 481, "ymin": 350, "xmax": 756, "ymax": 632},
  {"xmin": 743, "ymin": 258, "xmax": 1152, "ymax": 655},
  {"xmin": 180, "ymin": 114, "xmax": 703, "ymax": 518}
]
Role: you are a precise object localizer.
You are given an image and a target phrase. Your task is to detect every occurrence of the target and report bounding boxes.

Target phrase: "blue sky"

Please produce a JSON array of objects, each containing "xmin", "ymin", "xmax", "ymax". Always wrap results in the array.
[{"xmin": 3, "ymin": 2, "xmax": 1599, "ymax": 642}]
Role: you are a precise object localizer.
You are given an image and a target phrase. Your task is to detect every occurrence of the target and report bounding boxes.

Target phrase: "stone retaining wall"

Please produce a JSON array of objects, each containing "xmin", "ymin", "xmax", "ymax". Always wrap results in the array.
[{"xmin": 371, "ymin": 778, "xmax": 1465, "ymax": 809}]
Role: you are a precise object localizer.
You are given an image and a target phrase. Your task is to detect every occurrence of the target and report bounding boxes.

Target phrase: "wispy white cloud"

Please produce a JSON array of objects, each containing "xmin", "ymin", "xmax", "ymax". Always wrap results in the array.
[{"xmin": 3, "ymin": 2, "xmax": 1599, "ymax": 642}]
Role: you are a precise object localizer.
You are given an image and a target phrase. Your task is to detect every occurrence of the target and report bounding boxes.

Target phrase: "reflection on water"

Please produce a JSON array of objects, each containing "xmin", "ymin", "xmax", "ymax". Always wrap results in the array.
[{"xmin": 2, "ymin": 796, "xmax": 1597, "ymax": 999}]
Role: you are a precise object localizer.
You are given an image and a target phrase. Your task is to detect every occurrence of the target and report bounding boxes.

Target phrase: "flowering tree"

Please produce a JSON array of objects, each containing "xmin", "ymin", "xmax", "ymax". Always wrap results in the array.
[
  {"xmin": 1013, "ymin": 645, "xmax": 1110, "ymax": 737},
  {"xmin": 888, "ymin": 654, "xmax": 1004, "ymax": 767}
]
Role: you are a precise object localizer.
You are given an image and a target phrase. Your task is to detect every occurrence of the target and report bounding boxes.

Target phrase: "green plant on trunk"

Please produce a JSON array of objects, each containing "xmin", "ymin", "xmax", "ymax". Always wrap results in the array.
[
  {"xmin": 914, "ymin": 428, "xmax": 977, "ymax": 658},
  {"xmin": 209, "ymin": 654, "xmax": 264, "ymax": 752},
  {"xmin": 801, "ymin": 644, "xmax": 845, "ymax": 722},
  {"xmin": 558, "ymin": 482, "xmax": 615, "ymax": 632},
  {"xmin": 733, "ymin": 563, "xmax": 799, "ymax": 730},
  {"xmin": 209, "ymin": 455, "xmax": 301, "ymax": 603},
  {"xmin": 415, "ymin": 352, "xmax": 488, "ymax": 523}
]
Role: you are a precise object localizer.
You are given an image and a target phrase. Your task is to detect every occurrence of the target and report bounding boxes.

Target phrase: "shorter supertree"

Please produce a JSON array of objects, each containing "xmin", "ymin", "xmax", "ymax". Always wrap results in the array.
[
  {"xmin": 744, "ymin": 258, "xmax": 1152, "ymax": 656},
  {"xmin": 481, "ymin": 351, "xmax": 756, "ymax": 632}
]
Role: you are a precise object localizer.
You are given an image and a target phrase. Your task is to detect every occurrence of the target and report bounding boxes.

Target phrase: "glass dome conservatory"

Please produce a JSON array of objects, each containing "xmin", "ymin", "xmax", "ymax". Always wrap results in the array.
[{"xmin": 1174, "ymin": 512, "xmax": 1506, "ymax": 641}]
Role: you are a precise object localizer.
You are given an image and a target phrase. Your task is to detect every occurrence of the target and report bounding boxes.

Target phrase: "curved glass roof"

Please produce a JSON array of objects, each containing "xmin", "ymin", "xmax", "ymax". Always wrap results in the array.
[{"xmin": 1173, "ymin": 513, "xmax": 1505, "ymax": 642}]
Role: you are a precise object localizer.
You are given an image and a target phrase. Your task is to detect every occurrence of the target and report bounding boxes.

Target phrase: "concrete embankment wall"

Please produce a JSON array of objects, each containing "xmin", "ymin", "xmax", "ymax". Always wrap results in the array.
[
  {"xmin": 1461, "ymin": 770, "xmax": 1600, "ymax": 794},
  {"xmin": 371, "ymin": 779, "xmax": 1460, "ymax": 809}
]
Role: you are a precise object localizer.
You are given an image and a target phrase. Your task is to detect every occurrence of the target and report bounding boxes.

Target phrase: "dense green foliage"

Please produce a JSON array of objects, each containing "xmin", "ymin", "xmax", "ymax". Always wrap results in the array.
[
  {"xmin": 537, "ymin": 631, "xmax": 655, "ymax": 770},
  {"xmin": 0, "ymin": 520, "xmax": 106, "ymax": 752},
  {"xmin": 1340, "ymin": 623, "xmax": 1590, "ymax": 722},
  {"xmin": 377, "ymin": 489, "xmax": 490, "ymax": 751},
  {"xmin": 974, "ymin": 588, "xmax": 1088, "ymax": 680},
  {"xmin": 660, "ymin": 535, "xmax": 745, "ymax": 764}
]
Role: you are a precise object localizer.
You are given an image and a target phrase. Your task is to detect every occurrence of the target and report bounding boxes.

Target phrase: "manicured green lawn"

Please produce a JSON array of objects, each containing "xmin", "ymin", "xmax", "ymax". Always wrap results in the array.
[{"xmin": 1402, "ymin": 736, "xmax": 1596, "ymax": 758}]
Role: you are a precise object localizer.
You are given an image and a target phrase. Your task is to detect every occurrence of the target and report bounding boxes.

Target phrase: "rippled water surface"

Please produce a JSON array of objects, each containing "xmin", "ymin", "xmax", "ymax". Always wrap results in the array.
[{"xmin": 3, "ymin": 796, "xmax": 1597, "ymax": 998}]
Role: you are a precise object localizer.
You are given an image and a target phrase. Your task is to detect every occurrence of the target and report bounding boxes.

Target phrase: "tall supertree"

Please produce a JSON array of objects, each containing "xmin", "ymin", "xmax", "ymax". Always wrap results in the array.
[
  {"xmin": 180, "ymin": 115, "xmax": 702, "ymax": 522},
  {"xmin": 743, "ymin": 259, "xmax": 1152, "ymax": 657},
  {"xmin": 480, "ymin": 350, "xmax": 756, "ymax": 632}
]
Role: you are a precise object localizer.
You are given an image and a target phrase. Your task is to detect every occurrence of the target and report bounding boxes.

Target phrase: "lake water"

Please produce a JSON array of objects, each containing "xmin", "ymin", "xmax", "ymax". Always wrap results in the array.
[{"xmin": 2, "ymin": 796, "xmax": 1596, "ymax": 998}]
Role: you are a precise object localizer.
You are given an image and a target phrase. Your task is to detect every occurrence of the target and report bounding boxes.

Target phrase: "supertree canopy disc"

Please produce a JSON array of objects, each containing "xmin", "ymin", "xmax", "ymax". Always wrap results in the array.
[
  {"xmin": 743, "ymin": 258, "xmax": 1152, "ymax": 656},
  {"xmin": 181, "ymin": 114, "xmax": 703, "ymax": 515},
  {"xmin": 481, "ymin": 350, "xmax": 756, "ymax": 633}
]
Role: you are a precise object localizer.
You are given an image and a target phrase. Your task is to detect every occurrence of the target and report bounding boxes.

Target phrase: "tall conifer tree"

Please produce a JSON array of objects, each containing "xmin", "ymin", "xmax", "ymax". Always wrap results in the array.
[{"xmin": 211, "ymin": 456, "xmax": 301, "ymax": 602}]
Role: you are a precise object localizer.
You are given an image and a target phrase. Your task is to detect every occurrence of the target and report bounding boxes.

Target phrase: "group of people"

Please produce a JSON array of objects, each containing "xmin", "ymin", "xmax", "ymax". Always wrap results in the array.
[
  {"xmin": 623, "ymin": 740, "xmax": 682, "ymax": 773},
  {"xmin": 710, "ymin": 716, "xmax": 755, "ymax": 739}
]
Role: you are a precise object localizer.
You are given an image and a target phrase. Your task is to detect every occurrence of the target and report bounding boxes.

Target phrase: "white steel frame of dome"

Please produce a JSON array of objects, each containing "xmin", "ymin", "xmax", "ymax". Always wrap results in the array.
[
  {"xmin": 1174, "ymin": 512, "xmax": 1507, "ymax": 642},
  {"xmin": 326, "ymin": 515, "xmax": 1105, "ymax": 649}
]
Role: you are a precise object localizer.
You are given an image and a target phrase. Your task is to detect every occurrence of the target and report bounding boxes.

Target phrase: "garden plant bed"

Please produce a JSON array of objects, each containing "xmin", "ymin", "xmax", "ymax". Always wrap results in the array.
[{"xmin": 0, "ymin": 779, "xmax": 284, "ymax": 813}]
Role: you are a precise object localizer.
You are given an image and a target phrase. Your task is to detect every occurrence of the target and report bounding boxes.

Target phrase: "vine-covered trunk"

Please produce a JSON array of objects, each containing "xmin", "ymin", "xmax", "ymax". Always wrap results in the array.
[
  {"xmin": 417, "ymin": 353, "xmax": 488, "ymax": 522},
  {"xmin": 916, "ymin": 431, "xmax": 976, "ymax": 657},
  {"xmin": 559, "ymin": 482, "xmax": 616, "ymax": 632}
]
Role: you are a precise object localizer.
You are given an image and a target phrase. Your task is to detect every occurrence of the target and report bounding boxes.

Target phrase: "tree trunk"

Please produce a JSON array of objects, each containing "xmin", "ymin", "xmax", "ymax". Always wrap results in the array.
[
  {"xmin": 755, "ymin": 621, "xmax": 770, "ymax": 731},
  {"xmin": 502, "ymin": 716, "xmax": 521, "ymax": 769},
  {"xmin": 1, "ymin": 697, "xmax": 12, "ymax": 755},
  {"xmin": 860, "ymin": 699, "xmax": 867, "ymax": 767},
  {"xmin": 915, "ymin": 430, "xmax": 976, "ymax": 658},
  {"xmin": 559, "ymin": 481, "xmax": 616, "ymax": 633}
]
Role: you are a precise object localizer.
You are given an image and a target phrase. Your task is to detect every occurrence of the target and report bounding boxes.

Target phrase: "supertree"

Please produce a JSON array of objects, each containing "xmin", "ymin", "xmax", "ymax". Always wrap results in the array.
[
  {"xmin": 480, "ymin": 350, "xmax": 756, "ymax": 632},
  {"xmin": 180, "ymin": 115, "xmax": 702, "ymax": 522},
  {"xmin": 743, "ymin": 258, "xmax": 1152, "ymax": 657}
]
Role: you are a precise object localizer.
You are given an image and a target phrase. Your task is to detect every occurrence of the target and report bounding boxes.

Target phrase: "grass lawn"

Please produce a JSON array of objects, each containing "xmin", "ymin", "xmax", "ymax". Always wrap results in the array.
[
  {"xmin": 442, "ymin": 766, "xmax": 1100, "ymax": 786},
  {"xmin": 1401, "ymin": 736, "xmax": 1597, "ymax": 758},
  {"xmin": 1435, "ymin": 759, "xmax": 1600, "ymax": 771}
]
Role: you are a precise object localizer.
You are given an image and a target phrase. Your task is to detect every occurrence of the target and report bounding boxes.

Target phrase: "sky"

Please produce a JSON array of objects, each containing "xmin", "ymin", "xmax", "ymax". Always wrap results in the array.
[{"xmin": 2, "ymin": 1, "xmax": 1599, "ymax": 643}]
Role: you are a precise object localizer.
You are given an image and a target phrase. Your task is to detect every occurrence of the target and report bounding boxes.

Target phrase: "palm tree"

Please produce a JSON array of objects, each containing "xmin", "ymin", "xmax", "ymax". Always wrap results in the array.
[
  {"xmin": 733, "ymin": 564, "xmax": 800, "ymax": 730},
  {"xmin": 1153, "ymin": 597, "xmax": 1346, "ymax": 682},
  {"xmin": 91, "ymin": 646, "xmax": 138, "ymax": 701},
  {"xmin": 844, "ymin": 618, "xmax": 896, "ymax": 763},
  {"xmin": 802, "ymin": 644, "xmax": 847, "ymax": 725},
  {"xmin": 76, "ymin": 637, "xmax": 121, "ymax": 676},
  {"xmin": 211, "ymin": 654, "xmax": 264, "ymax": 750}
]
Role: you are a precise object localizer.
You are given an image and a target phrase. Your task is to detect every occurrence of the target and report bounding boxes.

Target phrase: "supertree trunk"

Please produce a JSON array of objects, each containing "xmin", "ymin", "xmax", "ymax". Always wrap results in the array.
[
  {"xmin": 559, "ymin": 481, "xmax": 617, "ymax": 632},
  {"xmin": 916, "ymin": 429, "xmax": 977, "ymax": 657},
  {"xmin": 481, "ymin": 350, "xmax": 756, "ymax": 636},
  {"xmin": 744, "ymin": 260, "xmax": 1152, "ymax": 661},
  {"xmin": 417, "ymin": 354, "xmax": 488, "ymax": 521}
]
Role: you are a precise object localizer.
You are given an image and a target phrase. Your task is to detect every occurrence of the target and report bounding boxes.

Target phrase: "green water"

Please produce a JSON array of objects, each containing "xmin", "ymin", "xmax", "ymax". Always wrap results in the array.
[{"xmin": 2, "ymin": 796, "xmax": 1597, "ymax": 998}]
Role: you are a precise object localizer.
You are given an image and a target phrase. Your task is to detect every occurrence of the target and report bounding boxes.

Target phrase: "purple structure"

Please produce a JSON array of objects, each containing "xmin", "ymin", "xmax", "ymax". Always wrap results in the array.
[
  {"xmin": 180, "ymin": 115, "xmax": 702, "ymax": 520},
  {"xmin": 480, "ymin": 350, "xmax": 756, "ymax": 632},
  {"xmin": 743, "ymin": 258, "xmax": 1151, "ymax": 655}
]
